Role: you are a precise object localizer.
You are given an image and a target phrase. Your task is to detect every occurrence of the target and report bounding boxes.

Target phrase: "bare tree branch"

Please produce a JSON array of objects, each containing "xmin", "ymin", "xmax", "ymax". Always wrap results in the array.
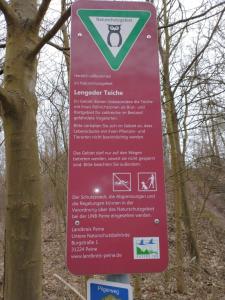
[
  {"xmin": 173, "ymin": 8, "xmax": 225, "ymax": 95},
  {"xmin": 158, "ymin": 1, "xmax": 225, "ymax": 29},
  {"xmin": 47, "ymin": 41, "xmax": 70, "ymax": 53},
  {"xmin": 34, "ymin": 0, "xmax": 52, "ymax": 27},
  {"xmin": 28, "ymin": 6, "xmax": 71, "ymax": 59},
  {"xmin": 0, "ymin": 0, "xmax": 16, "ymax": 23},
  {"xmin": 0, "ymin": 138, "xmax": 5, "ymax": 147},
  {"xmin": 61, "ymin": 0, "xmax": 70, "ymax": 74}
]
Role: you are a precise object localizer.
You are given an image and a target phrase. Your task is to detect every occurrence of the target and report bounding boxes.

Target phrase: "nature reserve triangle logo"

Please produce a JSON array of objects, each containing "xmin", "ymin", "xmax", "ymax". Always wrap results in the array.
[{"xmin": 77, "ymin": 9, "xmax": 151, "ymax": 70}]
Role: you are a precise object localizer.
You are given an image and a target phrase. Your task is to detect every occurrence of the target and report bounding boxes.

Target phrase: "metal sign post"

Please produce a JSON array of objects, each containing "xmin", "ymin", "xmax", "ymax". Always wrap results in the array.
[
  {"xmin": 67, "ymin": 0, "xmax": 168, "ymax": 280},
  {"xmin": 106, "ymin": 274, "xmax": 129, "ymax": 284}
]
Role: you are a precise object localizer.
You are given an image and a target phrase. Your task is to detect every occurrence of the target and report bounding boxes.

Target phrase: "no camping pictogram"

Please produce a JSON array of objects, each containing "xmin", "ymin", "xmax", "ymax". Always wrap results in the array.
[{"xmin": 113, "ymin": 173, "xmax": 131, "ymax": 192}]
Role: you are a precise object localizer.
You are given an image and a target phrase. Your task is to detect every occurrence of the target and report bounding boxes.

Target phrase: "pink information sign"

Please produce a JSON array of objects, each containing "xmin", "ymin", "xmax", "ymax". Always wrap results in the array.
[{"xmin": 67, "ymin": 0, "xmax": 168, "ymax": 275}]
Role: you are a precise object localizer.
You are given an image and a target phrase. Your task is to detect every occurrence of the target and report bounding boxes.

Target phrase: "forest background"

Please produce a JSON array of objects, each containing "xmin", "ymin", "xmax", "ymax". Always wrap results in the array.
[{"xmin": 0, "ymin": 0, "xmax": 225, "ymax": 299}]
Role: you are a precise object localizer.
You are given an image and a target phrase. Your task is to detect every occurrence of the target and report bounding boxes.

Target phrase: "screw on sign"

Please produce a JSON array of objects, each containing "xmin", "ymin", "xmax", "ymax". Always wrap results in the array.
[{"xmin": 67, "ymin": 0, "xmax": 168, "ymax": 276}]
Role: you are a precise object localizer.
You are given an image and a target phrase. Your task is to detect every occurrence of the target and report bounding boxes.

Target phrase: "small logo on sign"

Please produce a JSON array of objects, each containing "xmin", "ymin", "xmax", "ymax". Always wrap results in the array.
[
  {"xmin": 101, "ymin": 295, "xmax": 120, "ymax": 300},
  {"xmin": 113, "ymin": 173, "xmax": 131, "ymax": 192},
  {"xmin": 138, "ymin": 172, "xmax": 157, "ymax": 192},
  {"xmin": 107, "ymin": 24, "xmax": 123, "ymax": 47},
  {"xmin": 133, "ymin": 237, "xmax": 160, "ymax": 259}
]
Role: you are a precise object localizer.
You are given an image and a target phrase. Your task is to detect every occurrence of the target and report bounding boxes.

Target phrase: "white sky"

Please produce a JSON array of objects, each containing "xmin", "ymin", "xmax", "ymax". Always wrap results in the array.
[{"xmin": 48, "ymin": 0, "xmax": 203, "ymax": 12}]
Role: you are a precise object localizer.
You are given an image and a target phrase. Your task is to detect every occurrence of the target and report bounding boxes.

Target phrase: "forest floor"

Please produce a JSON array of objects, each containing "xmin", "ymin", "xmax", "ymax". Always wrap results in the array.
[{"xmin": 0, "ymin": 180, "xmax": 225, "ymax": 300}]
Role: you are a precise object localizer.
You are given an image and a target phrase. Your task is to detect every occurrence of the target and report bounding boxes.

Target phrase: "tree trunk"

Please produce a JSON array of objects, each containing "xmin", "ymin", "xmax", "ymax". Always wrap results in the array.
[
  {"xmin": 159, "ymin": 3, "xmax": 200, "ymax": 292},
  {"xmin": 163, "ymin": 88, "xmax": 185, "ymax": 293},
  {"xmin": 163, "ymin": 83, "xmax": 200, "ymax": 292},
  {"xmin": 0, "ymin": 0, "xmax": 71, "ymax": 298},
  {"xmin": 3, "ymin": 111, "xmax": 42, "ymax": 300},
  {"xmin": 2, "ymin": 3, "xmax": 42, "ymax": 299}
]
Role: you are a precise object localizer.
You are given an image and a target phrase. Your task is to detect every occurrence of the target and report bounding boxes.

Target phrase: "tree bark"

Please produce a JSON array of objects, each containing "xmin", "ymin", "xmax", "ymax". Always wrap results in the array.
[
  {"xmin": 162, "ymin": 58, "xmax": 200, "ymax": 290},
  {"xmin": 163, "ymin": 84, "xmax": 185, "ymax": 293},
  {"xmin": 0, "ymin": 0, "xmax": 71, "ymax": 298},
  {"xmin": 2, "ymin": 2, "xmax": 42, "ymax": 299},
  {"xmin": 159, "ymin": 0, "xmax": 185, "ymax": 292},
  {"xmin": 159, "ymin": 0, "xmax": 200, "ymax": 292},
  {"xmin": 3, "ymin": 110, "xmax": 42, "ymax": 300}
]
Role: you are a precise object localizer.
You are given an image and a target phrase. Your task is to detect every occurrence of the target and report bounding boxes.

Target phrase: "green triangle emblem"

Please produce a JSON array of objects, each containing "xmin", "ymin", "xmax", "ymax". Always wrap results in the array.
[{"xmin": 77, "ymin": 9, "xmax": 151, "ymax": 70}]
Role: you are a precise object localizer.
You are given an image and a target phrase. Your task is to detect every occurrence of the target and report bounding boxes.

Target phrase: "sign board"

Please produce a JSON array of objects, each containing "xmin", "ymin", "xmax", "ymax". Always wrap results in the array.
[
  {"xmin": 67, "ymin": 0, "xmax": 168, "ymax": 275},
  {"xmin": 87, "ymin": 279, "xmax": 133, "ymax": 300}
]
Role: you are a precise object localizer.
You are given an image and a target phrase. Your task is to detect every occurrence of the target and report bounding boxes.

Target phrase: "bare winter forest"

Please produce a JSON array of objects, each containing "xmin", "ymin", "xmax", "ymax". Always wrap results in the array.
[{"xmin": 0, "ymin": 0, "xmax": 225, "ymax": 299}]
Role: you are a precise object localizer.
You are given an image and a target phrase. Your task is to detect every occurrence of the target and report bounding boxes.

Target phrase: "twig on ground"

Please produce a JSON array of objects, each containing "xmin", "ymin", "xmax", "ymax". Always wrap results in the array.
[{"xmin": 53, "ymin": 273, "xmax": 86, "ymax": 300}]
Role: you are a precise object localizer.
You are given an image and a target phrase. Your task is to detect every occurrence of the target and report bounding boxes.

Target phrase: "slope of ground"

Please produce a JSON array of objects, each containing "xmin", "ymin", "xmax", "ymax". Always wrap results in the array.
[{"xmin": 0, "ymin": 184, "xmax": 225, "ymax": 300}]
